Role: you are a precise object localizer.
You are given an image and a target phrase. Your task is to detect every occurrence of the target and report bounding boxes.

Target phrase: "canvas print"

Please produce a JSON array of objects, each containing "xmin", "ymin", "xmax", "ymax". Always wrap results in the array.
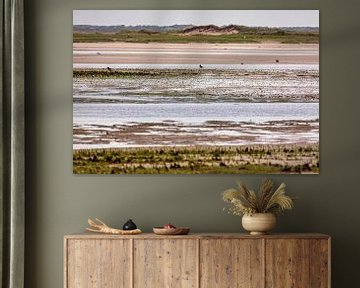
[{"xmin": 73, "ymin": 10, "xmax": 319, "ymax": 174}]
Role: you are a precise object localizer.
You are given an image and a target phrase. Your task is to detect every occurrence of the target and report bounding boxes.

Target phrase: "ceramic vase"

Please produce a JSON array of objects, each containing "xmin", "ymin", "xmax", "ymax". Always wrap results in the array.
[{"xmin": 242, "ymin": 213, "xmax": 276, "ymax": 235}]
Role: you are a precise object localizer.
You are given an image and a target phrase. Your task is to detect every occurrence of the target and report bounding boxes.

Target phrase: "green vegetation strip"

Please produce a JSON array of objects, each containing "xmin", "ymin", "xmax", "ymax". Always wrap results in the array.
[
  {"xmin": 73, "ymin": 31, "xmax": 318, "ymax": 44},
  {"xmin": 73, "ymin": 145, "xmax": 319, "ymax": 174}
]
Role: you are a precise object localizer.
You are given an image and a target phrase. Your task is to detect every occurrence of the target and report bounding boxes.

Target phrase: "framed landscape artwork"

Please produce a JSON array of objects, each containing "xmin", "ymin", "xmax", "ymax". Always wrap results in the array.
[{"xmin": 73, "ymin": 10, "xmax": 319, "ymax": 174}]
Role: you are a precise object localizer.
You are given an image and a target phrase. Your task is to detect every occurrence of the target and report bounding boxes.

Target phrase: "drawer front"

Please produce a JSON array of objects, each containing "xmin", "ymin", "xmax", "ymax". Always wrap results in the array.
[
  {"xmin": 134, "ymin": 239, "xmax": 198, "ymax": 288},
  {"xmin": 200, "ymin": 239, "xmax": 264, "ymax": 288},
  {"xmin": 265, "ymin": 239, "xmax": 329, "ymax": 288},
  {"xmin": 309, "ymin": 239, "xmax": 330, "ymax": 288},
  {"xmin": 66, "ymin": 239, "xmax": 131, "ymax": 288}
]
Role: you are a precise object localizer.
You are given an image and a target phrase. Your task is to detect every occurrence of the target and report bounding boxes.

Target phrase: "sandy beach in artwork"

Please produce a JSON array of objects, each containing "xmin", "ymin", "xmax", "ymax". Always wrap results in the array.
[{"xmin": 73, "ymin": 42, "xmax": 319, "ymax": 64}]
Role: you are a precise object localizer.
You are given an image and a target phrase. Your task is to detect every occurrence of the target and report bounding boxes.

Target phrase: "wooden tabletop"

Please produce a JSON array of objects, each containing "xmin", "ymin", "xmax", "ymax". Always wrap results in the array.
[{"xmin": 65, "ymin": 232, "xmax": 330, "ymax": 240}]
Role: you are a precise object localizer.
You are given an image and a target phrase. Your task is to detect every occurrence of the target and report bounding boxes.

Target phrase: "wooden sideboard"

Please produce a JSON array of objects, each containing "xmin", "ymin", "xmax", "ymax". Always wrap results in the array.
[{"xmin": 64, "ymin": 233, "xmax": 330, "ymax": 288}]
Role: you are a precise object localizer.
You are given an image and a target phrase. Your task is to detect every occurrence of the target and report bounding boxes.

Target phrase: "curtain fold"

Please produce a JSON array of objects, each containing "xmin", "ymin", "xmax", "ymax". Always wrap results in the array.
[{"xmin": 1, "ymin": 0, "xmax": 25, "ymax": 287}]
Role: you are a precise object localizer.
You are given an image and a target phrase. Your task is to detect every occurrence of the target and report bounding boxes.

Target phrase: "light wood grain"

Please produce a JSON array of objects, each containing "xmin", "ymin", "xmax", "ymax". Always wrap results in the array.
[
  {"xmin": 265, "ymin": 239, "xmax": 310, "ymax": 288},
  {"xmin": 65, "ymin": 233, "xmax": 330, "ymax": 240},
  {"xmin": 200, "ymin": 239, "xmax": 264, "ymax": 288},
  {"xmin": 133, "ymin": 239, "xmax": 197, "ymax": 288},
  {"xmin": 66, "ymin": 239, "xmax": 131, "ymax": 288},
  {"xmin": 64, "ymin": 234, "xmax": 330, "ymax": 288},
  {"xmin": 310, "ymin": 239, "xmax": 330, "ymax": 288}
]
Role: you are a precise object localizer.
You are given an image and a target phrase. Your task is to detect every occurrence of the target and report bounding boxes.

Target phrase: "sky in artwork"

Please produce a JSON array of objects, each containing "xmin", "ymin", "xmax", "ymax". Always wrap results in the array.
[{"xmin": 73, "ymin": 10, "xmax": 319, "ymax": 27}]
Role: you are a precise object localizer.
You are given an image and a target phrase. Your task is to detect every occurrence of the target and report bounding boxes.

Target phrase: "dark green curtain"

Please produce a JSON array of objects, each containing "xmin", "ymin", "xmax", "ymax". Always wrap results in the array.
[{"xmin": 1, "ymin": 0, "xmax": 25, "ymax": 287}]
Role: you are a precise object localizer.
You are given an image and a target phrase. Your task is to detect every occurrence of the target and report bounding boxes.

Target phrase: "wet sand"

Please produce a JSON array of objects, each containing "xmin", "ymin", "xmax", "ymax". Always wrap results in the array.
[
  {"xmin": 73, "ymin": 120, "xmax": 319, "ymax": 150},
  {"xmin": 73, "ymin": 42, "xmax": 319, "ymax": 65}
]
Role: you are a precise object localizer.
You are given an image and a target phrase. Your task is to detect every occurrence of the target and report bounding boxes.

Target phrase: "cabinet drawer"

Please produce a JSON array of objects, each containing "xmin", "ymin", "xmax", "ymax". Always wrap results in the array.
[
  {"xmin": 200, "ymin": 239, "xmax": 263, "ymax": 288},
  {"xmin": 134, "ymin": 239, "xmax": 198, "ymax": 288},
  {"xmin": 66, "ymin": 239, "xmax": 131, "ymax": 288}
]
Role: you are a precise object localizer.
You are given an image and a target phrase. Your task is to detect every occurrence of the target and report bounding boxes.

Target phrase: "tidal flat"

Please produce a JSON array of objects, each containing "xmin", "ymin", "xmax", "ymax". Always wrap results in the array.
[
  {"xmin": 73, "ymin": 66, "xmax": 319, "ymax": 104},
  {"xmin": 73, "ymin": 63, "xmax": 319, "ymax": 174}
]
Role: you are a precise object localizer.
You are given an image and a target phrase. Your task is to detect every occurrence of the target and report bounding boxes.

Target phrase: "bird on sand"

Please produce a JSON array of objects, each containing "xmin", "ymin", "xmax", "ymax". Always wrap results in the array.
[{"xmin": 199, "ymin": 64, "xmax": 203, "ymax": 69}]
